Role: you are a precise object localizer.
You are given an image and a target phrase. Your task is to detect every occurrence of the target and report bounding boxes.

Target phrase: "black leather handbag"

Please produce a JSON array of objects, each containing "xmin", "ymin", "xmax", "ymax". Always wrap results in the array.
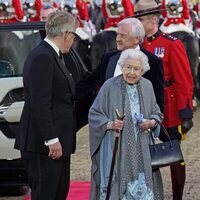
[{"xmin": 149, "ymin": 118, "xmax": 184, "ymax": 169}]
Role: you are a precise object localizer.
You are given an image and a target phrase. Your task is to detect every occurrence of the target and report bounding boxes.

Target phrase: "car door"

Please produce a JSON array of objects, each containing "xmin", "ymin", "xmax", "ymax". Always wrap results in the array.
[{"xmin": 0, "ymin": 22, "xmax": 94, "ymax": 162}]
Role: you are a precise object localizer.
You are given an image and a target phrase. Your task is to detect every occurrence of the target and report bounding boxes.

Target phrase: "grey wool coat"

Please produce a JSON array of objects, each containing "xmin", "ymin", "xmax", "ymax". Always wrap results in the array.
[{"xmin": 89, "ymin": 75, "xmax": 164, "ymax": 200}]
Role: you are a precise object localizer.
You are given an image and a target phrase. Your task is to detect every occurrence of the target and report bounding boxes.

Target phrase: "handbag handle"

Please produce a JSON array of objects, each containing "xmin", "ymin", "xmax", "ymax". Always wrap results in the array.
[{"xmin": 150, "ymin": 118, "xmax": 174, "ymax": 150}]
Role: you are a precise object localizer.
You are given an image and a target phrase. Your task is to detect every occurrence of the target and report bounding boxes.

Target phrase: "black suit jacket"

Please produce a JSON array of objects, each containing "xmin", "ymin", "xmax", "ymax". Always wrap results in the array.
[
  {"xmin": 101, "ymin": 48, "xmax": 165, "ymax": 113},
  {"xmin": 15, "ymin": 41, "xmax": 76, "ymax": 156}
]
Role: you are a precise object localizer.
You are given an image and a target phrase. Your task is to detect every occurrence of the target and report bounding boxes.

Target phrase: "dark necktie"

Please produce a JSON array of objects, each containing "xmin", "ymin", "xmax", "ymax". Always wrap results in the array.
[
  {"xmin": 58, "ymin": 51, "xmax": 75, "ymax": 96},
  {"xmin": 59, "ymin": 50, "xmax": 62, "ymax": 59},
  {"xmin": 59, "ymin": 51, "xmax": 65, "ymax": 65}
]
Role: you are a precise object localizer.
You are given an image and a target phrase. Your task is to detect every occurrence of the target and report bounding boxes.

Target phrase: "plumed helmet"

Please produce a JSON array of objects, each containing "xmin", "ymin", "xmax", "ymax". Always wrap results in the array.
[
  {"xmin": 166, "ymin": 0, "xmax": 183, "ymax": 16},
  {"xmin": 106, "ymin": 0, "xmax": 124, "ymax": 17}
]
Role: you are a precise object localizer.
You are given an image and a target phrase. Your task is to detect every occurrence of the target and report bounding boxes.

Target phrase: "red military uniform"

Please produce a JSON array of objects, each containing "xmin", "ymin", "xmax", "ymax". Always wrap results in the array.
[
  {"xmin": 76, "ymin": 0, "xmax": 90, "ymax": 24},
  {"xmin": 31, "ymin": 0, "xmax": 42, "ymax": 21},
  {"xmin": 23, "ymin": 0, "xmax": 43, "ymax": 22},
  {"xmin": 76, "ymin": 0, "xmax": 96, "ymax": 39},
  {"xmin": 102, "ymin": 0, "xmax": 134, "ymax": 28},
  {"xmin": 0, "ymin": 0, "xmax": 24, "ymax": 23},
  {"xmin": 13, "ymin": 0, "xmax": 24, "ymax": 21},
  {"xmin": 142, "ymin": 30, "xmax": 193, "ymax": 128}
]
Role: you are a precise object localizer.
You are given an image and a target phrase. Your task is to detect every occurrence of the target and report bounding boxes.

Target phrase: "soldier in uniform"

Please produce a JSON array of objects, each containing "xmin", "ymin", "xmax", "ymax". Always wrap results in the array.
[
  {"xmin": 134, "ymin": 0, "xmax": 194, "ymax": 199},
  {"xmin": 160, "ymin": 0, "xmax": 194, "ymax": 35},
  {"xmin": 23, "ymin": 0, "xmax": 43, "ymax": 21},
  {"xmin": 0, "ymin": 0, "xmax": 24, "ymax": 23},
  {"xmin": 76, "ymin": 0, "xmax": 96, "ymax": 38},
  {"xmin": 60, "ymin": 0, "xmax": 78, "ymax": 14},
  {"xmin": 40, "ymin": 0, "xmax": 60, "ymax": 21},
  {"xmin": 60, "ymin": 0, "xmax": 96, "ymax": 40},
  {"xmin": 102, "ymin": 0, "xmax": 134, "ymax": 29}
]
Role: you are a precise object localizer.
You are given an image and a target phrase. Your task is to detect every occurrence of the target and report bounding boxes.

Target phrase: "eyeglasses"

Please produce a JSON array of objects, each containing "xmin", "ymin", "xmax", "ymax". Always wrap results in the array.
[
  {"xmin": 122, "ymin": 64, "xmax": 141, "ymax": 73},
  {"xmin": 69, "ymin": 31, "xmax": 78, "ymax": 41}
]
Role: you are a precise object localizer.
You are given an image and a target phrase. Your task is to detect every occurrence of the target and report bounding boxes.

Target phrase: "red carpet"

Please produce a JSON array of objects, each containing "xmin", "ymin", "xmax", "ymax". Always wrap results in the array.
[{"xmin": 24, "ymin": 181, "xmax": 90, "ymax": 200}]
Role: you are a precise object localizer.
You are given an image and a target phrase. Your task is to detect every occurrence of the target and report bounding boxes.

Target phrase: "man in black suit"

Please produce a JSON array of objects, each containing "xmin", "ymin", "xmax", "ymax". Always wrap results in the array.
[
  {"xmin": 76, "ymin": 17, "xmax": 164, "ymax": 113},
  {"xmin": 99, "ymin": 17, "xmax": 165, "ymax": 113},
  {"xmin": 14, "ymin": 11, "xmax": 79, "ymax": 200}
]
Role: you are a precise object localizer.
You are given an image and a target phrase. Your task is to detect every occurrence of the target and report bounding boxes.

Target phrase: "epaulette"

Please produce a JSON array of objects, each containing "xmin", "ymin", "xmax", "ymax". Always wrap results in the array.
[{"xmin": 162, "ymin": 33, "xmax": 178, "ymax": 41}]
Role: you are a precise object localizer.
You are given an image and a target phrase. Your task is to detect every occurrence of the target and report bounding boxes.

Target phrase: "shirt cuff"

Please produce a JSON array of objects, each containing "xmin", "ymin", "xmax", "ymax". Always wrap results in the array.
[
  {"xmin": 45, "ymin": 138, "xmax": 59, "ymax": 146},
  {"xmin": 107, "ymin": 122, "xmax": 113, "ymax": 130}
]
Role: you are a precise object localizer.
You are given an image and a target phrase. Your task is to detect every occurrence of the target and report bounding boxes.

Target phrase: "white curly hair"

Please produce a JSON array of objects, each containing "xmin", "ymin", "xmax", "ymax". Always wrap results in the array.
[{"xmin": 118, "ymin": 49, "xmax": 150, "ymax": 75}]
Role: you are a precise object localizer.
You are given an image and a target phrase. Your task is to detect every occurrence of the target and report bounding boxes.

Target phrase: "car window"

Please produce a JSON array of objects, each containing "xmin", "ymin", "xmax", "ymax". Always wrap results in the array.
[
  {"xmin": 0, "ymin": 23, "xmax": 94, "ymax": 131},
  {"xmin": 0, "ymin": 28, "xmax": 89, "ymax": 81},
  {"xmin": 0, "ymin": 30, "xmax": 41, "ymax": 78}
]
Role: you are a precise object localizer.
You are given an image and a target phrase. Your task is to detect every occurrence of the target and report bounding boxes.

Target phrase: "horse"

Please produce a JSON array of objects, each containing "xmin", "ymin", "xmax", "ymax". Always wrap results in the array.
[
  {"xmin": 90, "ymin": 30, "xmax": 117, "ymax": 70},
  {"xmin": 72, "ymin": 36, "xmax": 92, "ymax": 71},
  {"xmin": 91, "ymin": 4, "xmax": 106, "ymax": 33},
  {"xmin": 72, "ymin": 30, "xmax": 117, "ymax": 72}
]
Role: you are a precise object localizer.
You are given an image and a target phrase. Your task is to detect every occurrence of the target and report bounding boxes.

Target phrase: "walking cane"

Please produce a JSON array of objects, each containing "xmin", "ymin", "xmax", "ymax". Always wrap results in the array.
[{"xmin": 105, "ymin": 109, "xmax": 125, "ymax": 200}]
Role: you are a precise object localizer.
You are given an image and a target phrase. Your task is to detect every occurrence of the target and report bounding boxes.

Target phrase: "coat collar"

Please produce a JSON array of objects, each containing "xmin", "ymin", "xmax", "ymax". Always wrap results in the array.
[
  {"xmin": 41, "ymin": 41, "xmax": 75, "ymax": 97},
  {"xmin": 105, "ymin": 51, "xmax": 121, "ymax": 80},
  {"xmin": 146, "ymin": 30, "xmax": 162, "ymax": 41}
]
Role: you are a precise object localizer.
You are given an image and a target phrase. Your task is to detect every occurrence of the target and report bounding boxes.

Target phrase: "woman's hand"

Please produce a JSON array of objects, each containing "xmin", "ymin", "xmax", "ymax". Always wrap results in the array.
[
  {"xmin": 138, "ymin": 119, "xmax": 156, "ymax": 131},
  {"xmin": 107, "ymin": 119, "xmax": 124, "ymax": 132}
]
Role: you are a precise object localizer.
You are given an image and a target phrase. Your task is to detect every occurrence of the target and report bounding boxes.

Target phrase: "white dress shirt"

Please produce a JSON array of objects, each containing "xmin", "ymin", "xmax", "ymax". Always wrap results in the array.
[{"xmin": 43, "ymin": 37, "xmax": 59, "ymax": 146}]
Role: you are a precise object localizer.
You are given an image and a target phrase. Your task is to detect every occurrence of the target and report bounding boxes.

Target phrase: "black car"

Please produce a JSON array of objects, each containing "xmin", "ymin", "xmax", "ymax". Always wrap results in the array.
[{"xmin": 0, "ymin": 21, "xmax": 95, "ymax": 193}]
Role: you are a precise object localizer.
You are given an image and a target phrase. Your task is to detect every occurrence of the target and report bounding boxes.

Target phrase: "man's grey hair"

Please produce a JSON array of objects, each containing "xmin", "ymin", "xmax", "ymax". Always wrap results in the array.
[
  {"xmin": 118, "ymin": 18, "xmax": 145, "ymax": 44},
  {"xmin": 45, "ymin": 11, "xmax": 79, "ymax": 38},
  {"xmin": 118, "ymin": 49, "xmax": 150, "ymax": 75}
]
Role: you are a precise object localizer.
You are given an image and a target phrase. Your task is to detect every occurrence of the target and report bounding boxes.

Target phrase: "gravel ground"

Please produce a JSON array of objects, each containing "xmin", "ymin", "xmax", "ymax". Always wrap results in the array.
[{"xmin": 1, "ymin": 107, "xmax": 200, "ymax": 200}]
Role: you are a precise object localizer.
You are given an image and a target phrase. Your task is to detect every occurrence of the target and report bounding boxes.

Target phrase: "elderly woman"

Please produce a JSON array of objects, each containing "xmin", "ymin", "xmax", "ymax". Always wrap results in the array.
[{"xmin": 89, "ymin": 49, "xmax": 164, "ymax": 200}]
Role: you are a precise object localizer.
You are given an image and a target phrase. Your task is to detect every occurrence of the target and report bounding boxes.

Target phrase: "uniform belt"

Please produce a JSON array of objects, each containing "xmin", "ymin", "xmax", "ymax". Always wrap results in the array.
[{"xmin": 165, "ymin": 79, "xmax": 174, "ymax": 87}]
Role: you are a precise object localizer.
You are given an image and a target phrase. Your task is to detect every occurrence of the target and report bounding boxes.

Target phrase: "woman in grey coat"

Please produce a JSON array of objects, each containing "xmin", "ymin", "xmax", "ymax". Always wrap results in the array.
[{"xmin": 89, "ymin": 49, "xmax": 164, "ymax": 200}]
